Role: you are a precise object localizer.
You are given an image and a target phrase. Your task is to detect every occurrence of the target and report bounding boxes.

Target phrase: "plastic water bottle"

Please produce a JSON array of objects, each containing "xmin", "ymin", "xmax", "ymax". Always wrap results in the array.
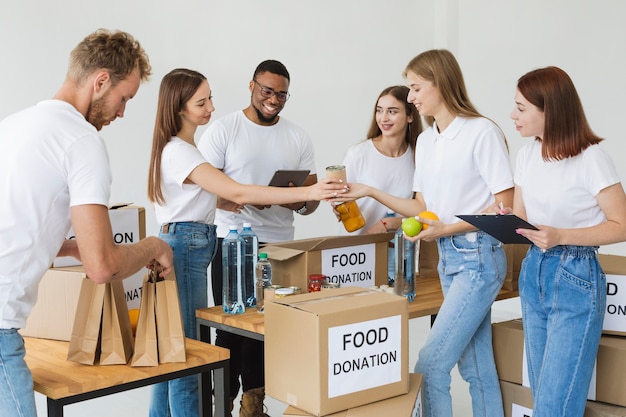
[
  {"xmin": 255, "ymin": 252, "xmax": 273, "ymax": 313},
  {"xmin": 385, "ymin": 209, "xmax": 396, "ymax": 286},
  {"xmin": 240, "ymin": 222, "xmax": 258, "ymax": 307},
  {"xmin": 222, "ymin": 225, "xmax": 245, "ymax": 314},
  {"xmin": 394, "ymin": 219, "xmax": 416, "ymax": 302}
]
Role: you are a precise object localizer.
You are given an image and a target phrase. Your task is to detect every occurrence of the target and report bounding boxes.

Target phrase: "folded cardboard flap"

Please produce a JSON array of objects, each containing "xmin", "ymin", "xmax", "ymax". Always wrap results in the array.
[
  {"xmin": 599, "ymin": 254, "xmax": 626, "ymax": 275},
  {"xmin": 268, "ymin": 234, "xmax": 395, "ymax": 252},
  {"xmin": 262, "ymin": 246, "xmax": 305, "ymax": 262}
]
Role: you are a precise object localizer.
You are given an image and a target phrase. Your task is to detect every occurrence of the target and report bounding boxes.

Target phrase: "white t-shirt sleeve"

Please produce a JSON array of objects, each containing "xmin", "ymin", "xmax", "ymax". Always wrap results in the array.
[
  {"xmin": 473, "ymin": 123, "xmax": 514, "ymax": 195},
  {"xmin": 197, "ymin": 119, "xmax": 228, "ymax": 169},
  {"xmin": 66, "ymin": 135, "xmax": 111, "ymax": 207},
  {"xmin": 163, "ymin": 139, "xmax": 208, "ymax": 187},
  {"xmin": 584, "ymin": 145, "xmax": 621, "ymax": 196}
]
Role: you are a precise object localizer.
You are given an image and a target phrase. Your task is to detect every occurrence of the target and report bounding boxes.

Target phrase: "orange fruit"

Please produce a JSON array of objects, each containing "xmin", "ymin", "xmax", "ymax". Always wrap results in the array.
[
  {"xmin": 418, "ymin": 211, "xmax": 439, "ymax": 230},
  {"xmin": 128, "ymin": 308, "xmax": 140, "ymax": 335}
]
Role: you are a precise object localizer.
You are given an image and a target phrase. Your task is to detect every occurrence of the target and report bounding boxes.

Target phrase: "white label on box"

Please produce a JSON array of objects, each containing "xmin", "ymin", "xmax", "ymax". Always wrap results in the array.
[
  {"xmin": 53, "ymin": 209, "xmax": 141, "ymax": 267},
  {"xmin": 123, "ymin": 268, "xmax": 146, "ymax": 310},
  {"xmin": 511, "ymin": 403, "xmax": 533, "ymax": 417},
  {"xmin": 327, "ymin": 315, "xmax": 402, "ymax": 398},
  {"xmin": 605, "ymin": 274, "xmax": 626, "ymax": 332},
  {"xmin": 321, "ymin": 243, "xmax": 376, "ymax": 288}
]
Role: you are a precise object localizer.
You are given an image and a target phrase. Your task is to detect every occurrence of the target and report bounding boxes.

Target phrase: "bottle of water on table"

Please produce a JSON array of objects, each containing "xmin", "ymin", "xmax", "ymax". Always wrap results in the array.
[
  {"xmin": 255, "ymin": 252, "xmax": 272, "ymax": 313},
  {"xmin": 394, "ymin": 219, "xmax": 416, "ymax": 302},
  {"xmin": 222, "ymin": 225, "xmax": 245, "ymax": 314},
  {"xmin": 240, "ymin": 222, "xmax": 258, "ymax": 307}
]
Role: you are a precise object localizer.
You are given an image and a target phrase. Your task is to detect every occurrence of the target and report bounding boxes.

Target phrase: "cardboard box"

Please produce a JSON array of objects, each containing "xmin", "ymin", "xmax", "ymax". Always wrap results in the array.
[
  {"xmin": 499, "ymin": 380, "xmax": 533, "ymax": 417},
  {"xmin": 283, "ymin": 373, "xmax": 423, "ymax": 417},
  {"xmin": 493, "ymin": 319, "xmax": 626, "ymax": 407},
  {"xmin": 599, "ymin": 254, "xmax": 626, "ymax": 336},
  {"xmin": 492, "ymin": 319, "xmax": 525, "ymax": 385},
  {"xmin": 500, "ymin": 380, "xmax": 626, "ymax": 417},
  {"xmin": 262, "ymin": 233, "xmax": 395, "ymax": 290},
  {"xmin": 53, "ymin": 205, "xmax": 146, "ymax": 267},
  {"xmin": 20, "ymin": 266, "xmax": 146, "ymax": 341},
  {"xmin": 265, "ymin": 287, "xmax": 409, "ymax": 416}
]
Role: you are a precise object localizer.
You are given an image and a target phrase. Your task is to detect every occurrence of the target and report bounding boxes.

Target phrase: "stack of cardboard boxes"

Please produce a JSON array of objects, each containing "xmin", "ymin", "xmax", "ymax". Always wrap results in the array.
[
  {"xmin": 492, "ymin": 254, "xmax": 626, "ymax": 417},
  {"xmin": 20, "ymin": 205, "xmax": 147, "ymax": 341},
  {"xmin": 264, "ymin": 287, "xmax": 423, "ymax": 417}
]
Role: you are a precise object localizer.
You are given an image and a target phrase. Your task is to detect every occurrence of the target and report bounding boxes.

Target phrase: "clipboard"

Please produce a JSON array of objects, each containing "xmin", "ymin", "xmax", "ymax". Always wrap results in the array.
[
  {"xmin": 268, "ymin": 170, "xmax": 310, "ymax": 187},
  {"xmin": 456, "ymin": 214, "xmax": 538, "ymax": 244}
]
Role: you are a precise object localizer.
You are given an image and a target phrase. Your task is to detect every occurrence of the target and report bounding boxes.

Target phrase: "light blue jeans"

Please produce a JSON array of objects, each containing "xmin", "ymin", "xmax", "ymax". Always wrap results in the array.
[
  {"xmin": 415, "ymin": 231, "xmax": 505, "ymax": 417},
  {"xmin": 0, "ymin": 329, "xmax": 37, "ymax": 417},
  {"xmin": 520, "ymin": 245, "xmax": 605, "ymax": 417},
  {"xmin": 150, "ymin": 222, "xmax": 217, "ymax": 417}
]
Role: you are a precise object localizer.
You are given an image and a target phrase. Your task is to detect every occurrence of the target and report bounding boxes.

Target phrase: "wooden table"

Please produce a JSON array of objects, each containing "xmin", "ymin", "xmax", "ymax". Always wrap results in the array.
[
  {"xmin": 196, "ymin": 275, "xmax": 519, "ymax": 341},
  {"xmin": 25, "ymin": 337, "xmax": 230, "ymax": 417}
]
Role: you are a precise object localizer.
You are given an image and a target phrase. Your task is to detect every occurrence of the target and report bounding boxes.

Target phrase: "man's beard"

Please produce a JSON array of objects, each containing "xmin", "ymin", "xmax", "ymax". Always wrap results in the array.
[
  {"xmin": 254, "ymin": 104, "xmax": 279, "ymax": 125},
  {"xmin": 86, "ymin": 93, "xmax": 111, "ymax": 131}
]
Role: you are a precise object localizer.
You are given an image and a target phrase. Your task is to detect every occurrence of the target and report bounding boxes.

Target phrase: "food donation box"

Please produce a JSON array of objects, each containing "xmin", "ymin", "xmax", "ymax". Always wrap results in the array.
[{"xmin": 265, "ymin": 287, "xmax": 409, "ymax": 416}]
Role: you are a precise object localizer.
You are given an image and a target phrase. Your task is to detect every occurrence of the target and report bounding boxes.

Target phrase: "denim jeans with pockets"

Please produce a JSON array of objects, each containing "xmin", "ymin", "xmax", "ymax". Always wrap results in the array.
[
  {"xmin": 149, "ymin": 222, "xmax": 217, "ymax": 417},
  {"xmin": 520, "ymin": 244, "xmax": 605, "ymax": 417},
  {"xmin": 415, "ymin": 231, "xmax": 506, "ymax": 417}
]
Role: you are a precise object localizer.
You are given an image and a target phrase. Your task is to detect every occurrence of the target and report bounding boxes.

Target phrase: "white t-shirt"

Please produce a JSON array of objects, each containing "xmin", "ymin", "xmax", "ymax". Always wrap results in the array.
[
  {"xmin": 198, "ymin": 111, "xmax": 316, "ymax": 242},
  {"xmin": 153, "ymin": 137, "xmax": 217, "ymax": 225},
  {"xmin": 413, "ymin": 117, "xmax": 513, "ymax": 224},
  {"xmin": 514, "ymin": 140, "xmax": 620, "ymax": 228},
  {"xmin": 0, "ymin": 100, "xmax": 111, "ymax": 329},
  {"xmin": 340, "ymin": 139, "xmax": 414, "ymax": 235}
]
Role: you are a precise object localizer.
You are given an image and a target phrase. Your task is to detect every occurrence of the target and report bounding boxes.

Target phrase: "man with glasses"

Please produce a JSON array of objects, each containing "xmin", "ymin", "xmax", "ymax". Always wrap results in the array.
[{"xmin": 198, "ymin": 59, "xmax": 318, "ymax": 417}]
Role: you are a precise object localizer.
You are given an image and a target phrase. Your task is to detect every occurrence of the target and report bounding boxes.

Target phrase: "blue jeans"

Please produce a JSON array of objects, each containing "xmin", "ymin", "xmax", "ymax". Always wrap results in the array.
[
  {"xmin": 415, "ymin": 231, "xmax": 505, "ymax": 417},
  {"xmin": 0, "ymin": 329, "xmax": 36, "ymax": 417},
  {"xmin": 150, "ymin": 222, "xmax": 217, "ymax": 417},
  {"xmin": 520, "ymin": 245, "xmax": 605, "ymax": 417}
]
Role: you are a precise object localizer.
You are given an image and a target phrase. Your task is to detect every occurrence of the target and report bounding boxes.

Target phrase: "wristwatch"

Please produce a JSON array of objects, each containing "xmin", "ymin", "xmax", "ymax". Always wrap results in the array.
[{"xmin": 295, "ymin": 202, "xmax": 307, "ymax": 215}]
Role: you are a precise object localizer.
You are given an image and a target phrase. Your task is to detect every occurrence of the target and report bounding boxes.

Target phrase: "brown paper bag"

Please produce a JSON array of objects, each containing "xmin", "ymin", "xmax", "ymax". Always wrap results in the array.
[
  {"xmin": 131, "ymin": 271, "xmax": 159, "ymax": 367},
  {"xmin": 100, "ymin": 281, "xmax": 135, "ymax": 365},
  {"xmin": 155, "ymin": 270, "xmax": 186, "ymax": 363},
  {"xmin": 67, "ymin": 278, "xmax": 106, "ymax": 365}
]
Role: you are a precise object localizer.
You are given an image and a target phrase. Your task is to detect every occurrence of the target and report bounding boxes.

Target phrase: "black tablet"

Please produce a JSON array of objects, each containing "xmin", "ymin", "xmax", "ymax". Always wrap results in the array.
[
  {"xmin": 456, "ymin": 214, "xmax": 538, "ymax": 244},
  {"xmin": 268, "ymin": 170, "xmax": 310, "ymax": 187}
]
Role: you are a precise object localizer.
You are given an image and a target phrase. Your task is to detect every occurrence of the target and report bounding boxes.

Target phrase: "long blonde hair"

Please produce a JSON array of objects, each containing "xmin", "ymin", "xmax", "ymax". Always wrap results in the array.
[{"xmin": 403, "ymin": 49, "xmax": 482, "ymax": 127}]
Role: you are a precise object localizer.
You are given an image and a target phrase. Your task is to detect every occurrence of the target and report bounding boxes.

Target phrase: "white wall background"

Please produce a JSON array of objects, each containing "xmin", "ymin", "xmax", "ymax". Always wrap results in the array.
[{"xmin": 2, "ymin": 0, "xmax": 625, "ymax": 255}]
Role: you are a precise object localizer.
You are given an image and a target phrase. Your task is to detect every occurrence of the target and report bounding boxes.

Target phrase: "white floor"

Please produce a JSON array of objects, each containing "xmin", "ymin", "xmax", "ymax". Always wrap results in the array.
[{"xmin": 35, "ymin": 298, "xmax": 522, "ymax": 417}]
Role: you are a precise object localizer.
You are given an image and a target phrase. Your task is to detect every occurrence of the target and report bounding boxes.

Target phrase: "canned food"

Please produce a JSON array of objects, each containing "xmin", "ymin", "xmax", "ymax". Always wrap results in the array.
[
  {"xmin": 321, "ymin": 282, "xmax": 340, "ymax": 290},
  {"xmin": 264, "ymin": 285, "xmax": 283, "ymax": 301},
  {"xmin": 275, "ymin": 287, "xmax": 295, "ymax": 298},
  {"xmin": 308, "ymin": 274, "xmax": 327, "ymax": 292},
  {"xmin": 288, "ymin": 286, "xmax": 302, "ymax": 295}
]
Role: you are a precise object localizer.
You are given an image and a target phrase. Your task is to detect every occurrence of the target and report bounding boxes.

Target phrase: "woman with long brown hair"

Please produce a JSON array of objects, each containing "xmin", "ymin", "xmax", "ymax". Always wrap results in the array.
[
  {"xmin": 147, "ymin": 68, "xmax": 346, "ymax": 417},
  {"xmin": 511, "ymin": 66, "xmax": 626, "ymax": 417}
]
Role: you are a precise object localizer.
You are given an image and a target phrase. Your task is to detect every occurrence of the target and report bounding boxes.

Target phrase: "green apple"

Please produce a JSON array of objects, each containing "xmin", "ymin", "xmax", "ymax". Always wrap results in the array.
[{"xmin": 401, "ymin": 217, "xmax": 423, "ymax": 237}]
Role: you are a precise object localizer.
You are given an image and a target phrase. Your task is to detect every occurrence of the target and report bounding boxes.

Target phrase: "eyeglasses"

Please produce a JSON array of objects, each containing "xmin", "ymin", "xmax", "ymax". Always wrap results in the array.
[{"xmin": 253, "ymin": 79, "xmax": 290, "ymax": 102}]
